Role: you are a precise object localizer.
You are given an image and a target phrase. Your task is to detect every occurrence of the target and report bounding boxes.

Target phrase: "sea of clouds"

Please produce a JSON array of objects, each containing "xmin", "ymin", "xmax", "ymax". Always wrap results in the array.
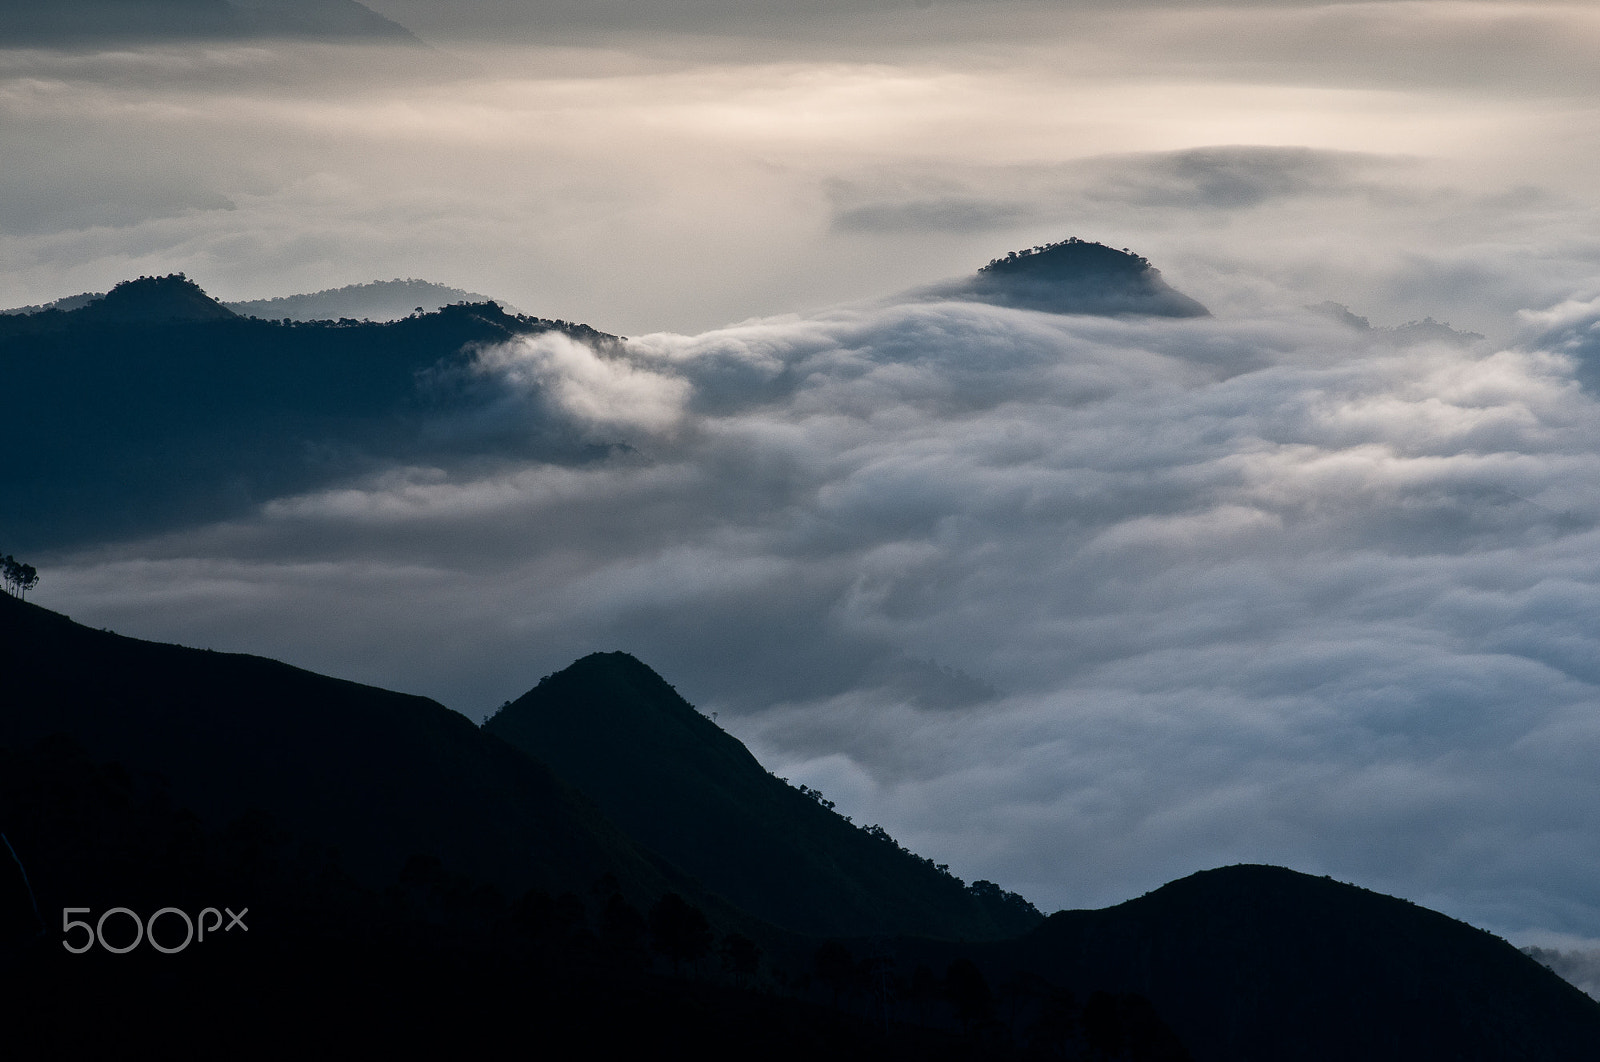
[
  {"xmin": 45, "ymin": 282, "xmax": 1600, "ymax": 944},
  {"xmin": 11, "ymin": 0, "xmax": 1600, "ymax": 960}
]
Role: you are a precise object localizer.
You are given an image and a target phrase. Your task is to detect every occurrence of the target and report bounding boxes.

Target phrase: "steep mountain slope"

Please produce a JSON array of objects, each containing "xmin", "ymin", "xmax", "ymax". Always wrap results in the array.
[
  {"xmin": 0, "ymin": 275, "xmax": 614, "ymax": 550},
  {"xmin": 484, "ymin": 651, "xmax": 1041, "ymax": 941},
  {"xmin": 985, "ymin": 864, "xmax": 1600, "ymax": 1061},
  {"xmin": 927, "ymin": 238, "xmax": 1210, "ymax": 317},
  {"xmin": 0, "ymin": 592, "xmax": 667, "ymax": 901}
]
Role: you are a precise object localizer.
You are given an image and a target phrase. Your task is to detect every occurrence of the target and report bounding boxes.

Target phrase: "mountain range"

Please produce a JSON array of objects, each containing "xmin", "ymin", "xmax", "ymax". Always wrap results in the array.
[
  {"xmin": 224, "ymin": 278, "xmax": 510, "ymax": 322},
  {"xmin": 3, "ymin": 590, "xmax": 1598, "ymax": 1059},
  {"xmin": 4, "ymin": 279, "xmax": 505, "ymax": 323},
  {"xmin": 0, "ymin": 242, "xmax": 1201, "ymax": 553}
]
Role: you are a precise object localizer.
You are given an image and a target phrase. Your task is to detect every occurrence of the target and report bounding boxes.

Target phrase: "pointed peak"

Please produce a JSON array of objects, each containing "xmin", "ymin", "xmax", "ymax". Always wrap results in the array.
[
  {"xmin": 493, "ymin": 650, "xmax": 705, "ymax": 729},
  {"xmin": 537, "ymin": 650, "xmax": 664, "ymax": 688}
]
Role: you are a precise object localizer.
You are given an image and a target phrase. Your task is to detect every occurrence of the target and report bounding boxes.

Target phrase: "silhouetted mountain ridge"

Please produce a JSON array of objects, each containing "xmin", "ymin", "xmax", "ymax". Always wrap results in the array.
[
  {"xmin": 0, "ymin": 274, "xmax": 619, "ymax": 551},
  {"xmin": 981, "ymin": 863, "xmax": 1600, "ymax": 1061},
  {"xmin": 4, "ymin": 276, "xmax": 506, "ymax": 322},
  {"xmin": 487, "ymin": 651, "xmax": 1040, "ymax": 941},
  {"xmin": 226, "ymin": 278, "xmax": 508, "ymax": 321},
  {"xmin": 0, "ymin": 591, "xmax": 667, "ymax": 900},
  {"xmin": 4, "ymin": 594, "xmax": 1599, "ymax": 1057}
]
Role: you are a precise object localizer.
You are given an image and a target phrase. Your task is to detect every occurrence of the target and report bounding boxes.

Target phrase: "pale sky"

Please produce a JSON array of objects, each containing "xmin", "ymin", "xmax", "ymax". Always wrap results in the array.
[{"xmin": 8, "ymin": 1, "xmax": 1600, "ymax": 958}]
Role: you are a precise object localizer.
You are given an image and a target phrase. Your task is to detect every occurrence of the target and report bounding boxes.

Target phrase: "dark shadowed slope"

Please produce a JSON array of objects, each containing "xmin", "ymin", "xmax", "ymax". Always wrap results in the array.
[
  {"xmin": 484, "ymin": 651, "xmax": 1041, "ymax": 941},
  {"xmin": 992, "ymin": 864, "xmax": 1600, "ymax": 1062},
  {"xmin": 0, "ymin": 594, "xmax": 1002, "ymax": 1062},
  {"xmin": 0, "ymin": 275, "xmax": 616, "ymax": 551},
  {"xmin": 926, "ymin": 238, "xmax": 1210, "ymax": 318},
  {"xmin": 0, "ymin": 0, "xmax": 417, "ymax": 45},
  {"xmin": 0, "ymin": 592, "xmax": 668, "ymax": 900},
  {"xmin": 2, "ymin": 599, "xmax": 1594, "ymax": 1060}
]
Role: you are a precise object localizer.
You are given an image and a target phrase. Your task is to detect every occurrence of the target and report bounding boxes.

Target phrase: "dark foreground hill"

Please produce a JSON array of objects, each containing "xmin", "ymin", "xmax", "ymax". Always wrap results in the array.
[
  {"xmin": 984, "ymin": 864, "xmax": 1600, "ymax": 1061},
  {"xmin": 3, "ymin": 594, "xmax": 1599, "ymax": 1057},
  {"xmin": 486, "ymin": 651, "xmax": 1041, "ymax": 941},
  {"xmin": 0, "ymin": 591, "xmax": 665, "ymax": 901},
  {"xmin": 0, "ymin": 593, "xmax": 1172, "ymax": 1059},
  {"xmin": 928, "ymin": 238, "xmax": 1210, "ymax": 318},
  {"xmin": 0, "ymin": 274, "xmax": 616, "ymax": 551}
]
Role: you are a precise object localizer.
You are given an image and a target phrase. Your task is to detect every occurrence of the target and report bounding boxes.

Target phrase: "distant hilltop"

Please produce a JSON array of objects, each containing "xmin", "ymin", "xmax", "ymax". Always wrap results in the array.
[
  {"xmin": 226, "ymin": 279, "xmax": 512, "ymax": 323},
  {"xmin": 4, "ymin": 276, "xmax": 510, "ymax": 324},
  {"xmin": 928, "ymin": 237, "xmax": 1210, "ymax": 318},
  {"xmin": 45, "ymin": 273, "xmax": 240, "ymax": 325}
]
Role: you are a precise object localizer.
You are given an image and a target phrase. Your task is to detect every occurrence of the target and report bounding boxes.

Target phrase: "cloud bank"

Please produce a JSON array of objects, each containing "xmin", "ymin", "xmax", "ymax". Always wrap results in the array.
[{"xmin": 40, "ymin": 282, "xmax": 1600, "ymax": 940}]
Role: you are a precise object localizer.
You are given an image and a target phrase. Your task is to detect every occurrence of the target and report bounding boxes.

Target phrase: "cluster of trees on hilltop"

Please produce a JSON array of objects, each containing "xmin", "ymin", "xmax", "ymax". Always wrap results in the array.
[
  {"xmin": 980, "ymin": 237, "xmax": 1151, "ymax": 273},
  {"xmin": 1, "ymin": 554, "xmax": 37, "ymax": 599}
]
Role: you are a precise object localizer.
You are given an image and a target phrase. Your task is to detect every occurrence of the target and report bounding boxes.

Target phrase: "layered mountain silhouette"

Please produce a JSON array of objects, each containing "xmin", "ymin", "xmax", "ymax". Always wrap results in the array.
[
  {"xmin": 0, "ymin": 0, "xmax": 418, "ymax": 45},
  {"xmin": 0, "ymin": 591, "xmax": 667, "ymax": 900},
  {"xmin": 0, "ymin": 277, "xmax": 496, "ymax": 323},
  {"xmin": 4, "ymin": 592, "xmax": 1599, "ymax": 1058},
  {"xmin": 926, "ymin": 237, "xmax": 1210, "ymax": 318},
  {"xmin": 225, "ymin": 278, "xmax": 507, "ymax": 322},
  {"xmin": 486, "ymin": 651, "xmax": 1040, "ymax": 940},
  {"xmin": 0, "ymin": 274, "xmax": 615, "ymax": 551}
]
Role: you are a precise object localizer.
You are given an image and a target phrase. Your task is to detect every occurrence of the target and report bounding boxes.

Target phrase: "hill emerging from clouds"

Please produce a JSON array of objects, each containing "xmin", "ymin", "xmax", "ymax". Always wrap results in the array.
[
  {"xmin": 0, "ymin": 274, "xmax": 616, "ymax": 550},
  {"xmin": 926, "ymin": 238, "xmax": 1211, "ymax": 318},
  {"xmin": 0, "ymin": 241, "xmax": 1203, "ymax": 552}
]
